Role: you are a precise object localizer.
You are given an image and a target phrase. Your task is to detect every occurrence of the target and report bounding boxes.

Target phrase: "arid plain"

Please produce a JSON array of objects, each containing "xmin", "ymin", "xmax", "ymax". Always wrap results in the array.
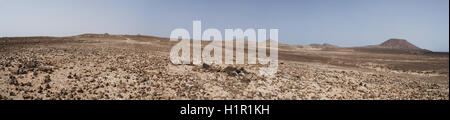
[{"xmin": 0, "ymin": 34, "xmax": 448, "ymax": 100}]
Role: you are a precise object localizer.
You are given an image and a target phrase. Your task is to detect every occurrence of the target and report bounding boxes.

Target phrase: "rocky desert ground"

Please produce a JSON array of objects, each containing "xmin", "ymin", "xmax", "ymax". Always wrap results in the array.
[{"xmin": 0, "ymin": 34, "xmax": 448, "ymax": 100}]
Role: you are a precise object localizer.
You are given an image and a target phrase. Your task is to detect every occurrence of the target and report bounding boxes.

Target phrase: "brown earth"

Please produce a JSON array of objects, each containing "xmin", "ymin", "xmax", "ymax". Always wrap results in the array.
[{"xmin": 0, "ymin": 34, "xmax": 448, "ymax": 100}]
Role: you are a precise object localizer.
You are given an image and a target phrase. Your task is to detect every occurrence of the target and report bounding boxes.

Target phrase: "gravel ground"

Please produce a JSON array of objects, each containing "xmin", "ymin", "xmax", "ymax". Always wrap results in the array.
[{"xmin": 0, "ymin": 35, "xmax": 448, "ymax": 100}]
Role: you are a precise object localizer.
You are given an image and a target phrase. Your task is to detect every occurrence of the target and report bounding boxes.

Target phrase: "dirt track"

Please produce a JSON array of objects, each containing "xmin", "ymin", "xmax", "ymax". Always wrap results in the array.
[{"xmin": 0, "ymin": 34, "xmax": 448, "ymax": 100}]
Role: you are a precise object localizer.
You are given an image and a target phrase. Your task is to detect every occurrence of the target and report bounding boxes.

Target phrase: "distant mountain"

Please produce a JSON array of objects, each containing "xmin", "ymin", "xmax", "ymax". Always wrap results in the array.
[
  {"xmin": 353, "ymin": 38, "xmax": 432, "ymax": 54},
  {"xmin": 379, "ymin": 39, "xmax": 422, "ymax": 50},
  {"xmin": 309, "ymin": 43, "xmax": 339, "ymax": 48}
]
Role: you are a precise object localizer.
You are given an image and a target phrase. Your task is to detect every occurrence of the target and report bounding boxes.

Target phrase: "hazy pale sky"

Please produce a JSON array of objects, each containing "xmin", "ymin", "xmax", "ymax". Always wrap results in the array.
[{"xmin": 1, "ymin": 0, "xmax": 448, "ymax": 51}]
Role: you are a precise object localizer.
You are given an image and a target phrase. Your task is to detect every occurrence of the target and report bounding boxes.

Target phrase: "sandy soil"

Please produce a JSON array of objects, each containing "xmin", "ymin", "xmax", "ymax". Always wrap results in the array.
[{"xmin": 0, "ymin": 34, "xmax": 448, "ymax": 100}]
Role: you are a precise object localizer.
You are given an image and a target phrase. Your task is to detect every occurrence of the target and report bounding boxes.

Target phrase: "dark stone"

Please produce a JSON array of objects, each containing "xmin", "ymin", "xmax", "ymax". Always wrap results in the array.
[
  {"xmin": 45, "ymin": 84, "xmax": 51, "ymax": 89},
  {"xmin": 24, "ymin": 61, "xmax": 39, "ymax": 68},
  {"xmin": 240, "ymin": 78, "xmax": 251, "ymax": 83},
  {"xmin": 21, "ymin": 82, "xmax": 32, "ymax": 87},
  {"xmin": 44, "ymin": 75, "xmax": 51, "ymax": 83},
  {"xmin": 9, "ymin": 92, "xmax": 16, "ymax": 96},
  {"xmin": 223, "ymin": 66, "xmax": 238, "ymax": 76},
  {"xmin": 77, "ymin": 89, "xmax": 84, "ymax": 93},
  {"xmin": 9, "ymin": 75, "xmax": 18, "ymax": 86},
  {"xmin": 139, "ymin": 77, "xmax": 149, "ymax": 83},
  {"xmin": 202, "ymin": 63, "xmax": 210, "ymax": 69},
  {"xmin": 38, "ymin": 66, "xmax": 54, "ymax": 73},
  {"xmin": 223, "ymin": 66, "xmax": 246, "ymax": 76},
  {"xmin": 16, "ymin": 68, "xmax": 27, "ymax": 74}
]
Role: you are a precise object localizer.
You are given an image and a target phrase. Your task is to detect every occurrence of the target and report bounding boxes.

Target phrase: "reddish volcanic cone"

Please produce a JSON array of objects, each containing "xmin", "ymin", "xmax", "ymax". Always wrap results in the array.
[{"xmin": 379, "ymin": 39, "xmax": 422, "ymax": 50}]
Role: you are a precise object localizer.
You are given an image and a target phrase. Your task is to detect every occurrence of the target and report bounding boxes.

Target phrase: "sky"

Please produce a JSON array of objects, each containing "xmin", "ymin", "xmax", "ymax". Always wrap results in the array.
[{"xmin": 0, "ymin": 0, "xmax": 448, "ymax": 51}]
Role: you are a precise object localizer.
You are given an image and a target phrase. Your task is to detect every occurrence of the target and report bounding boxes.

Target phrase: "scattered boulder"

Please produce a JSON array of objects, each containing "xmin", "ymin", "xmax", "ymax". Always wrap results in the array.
[
  {"xmin": 44, "ymin": 75, "xmax": 51, "ymax": 83},
  {"xmin": 45, "ymin": 84, "xmax": 51, "ymax": 89},
  {"xmin": 240, "ymin": 78, "xmax": 251, "ymax": 83},
  {"xmin": 38, "ymin": 86, "xmax": 43, "ymax": 93},
  {"xmin": 138, "ymin": 76, "xmax": 149, "ymax": 83},
  {"xmin": 202, "ymin": 63, "xmax": 210, "ymax": 70},
  {"xmin": 21, "ymin": 82, "xmax": 32, "ymax": 87},
  {"xmin": 9, "ymin": 75, "xmax": 18, "ymax": 86},
  {"xmin": 223, "ymin": 66, "xmax": 246, "ymax": 76},
  {"xmin": 15, "ymin": 68, "xmax": 27, "ymax": 74},
  {"xmin": 38, "ymin": 66, "xmax": 54, "ymax": 73},
  {"xmin": 23, "ymin": 60, "xmax": 39, "ymax": 69},
  {"xmin": 77, "ymin": 89, "xmax": 84, "ymax": 93},
  {"xmin": 9, "ymin": 92, "xmax": 16, "ymax": 96},
  {"xmin": 196, "ymin": 63, "xmax": 221, "ymax": 72}
]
